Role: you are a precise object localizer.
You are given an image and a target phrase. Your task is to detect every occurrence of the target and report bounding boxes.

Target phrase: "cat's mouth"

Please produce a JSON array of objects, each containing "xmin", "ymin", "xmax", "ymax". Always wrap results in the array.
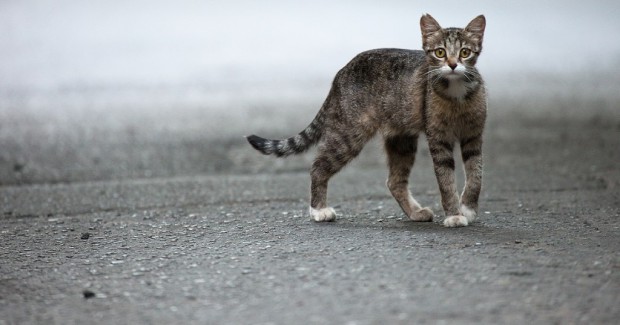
[{"xmin": 443, "ymin": 71, "xmax": 465, "ymax": 79}]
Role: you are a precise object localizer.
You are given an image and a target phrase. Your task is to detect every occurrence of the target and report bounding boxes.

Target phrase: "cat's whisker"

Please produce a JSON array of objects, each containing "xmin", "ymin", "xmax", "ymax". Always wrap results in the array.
[
  {"xmin": 429, "ymin": 74, "xmax": 444, "ymax": 88},
  {"xmin": 462, "ymin": 71, "xmax": 473, "ymax": 83},
  {"xmin": 424, "ymin": 68, "xmax": 442, "ymax": 78}
]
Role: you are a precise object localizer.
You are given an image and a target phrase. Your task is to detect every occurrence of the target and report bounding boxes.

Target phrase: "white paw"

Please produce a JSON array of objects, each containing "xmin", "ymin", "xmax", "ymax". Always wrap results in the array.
[
  {"xmin": 410, "ymin": 207, "xmax": 434, "ymax": 222},
  {"xmin": 309, "ymin": 207, "xmax": 337, "ymax": 222},
  {"xmin": 460, "ymin": 204, "xmax": 477, "ymax": 222},
  {"xmin": 443, "ymin": 215, "xmax": 469, "ymax": 227}
]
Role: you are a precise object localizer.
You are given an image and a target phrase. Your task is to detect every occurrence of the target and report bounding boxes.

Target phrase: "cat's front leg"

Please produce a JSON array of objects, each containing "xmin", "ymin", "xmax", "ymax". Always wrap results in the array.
[
  {"xmin": 385, "ymin": 134, "xmax": 434, "ymax": 222},
  {"xmin": 428, "ymin": 138, "xmax": 466, "ymax": 227},
  {"xmin": 459, "ymin": 134, "xmax": 483, "ymax": 223}
]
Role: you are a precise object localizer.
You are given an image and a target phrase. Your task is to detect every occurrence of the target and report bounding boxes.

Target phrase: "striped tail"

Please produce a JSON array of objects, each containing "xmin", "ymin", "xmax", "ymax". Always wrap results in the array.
[{"xmin": 246, "ymin": 109, "xmax": 326, "ymax": 157}]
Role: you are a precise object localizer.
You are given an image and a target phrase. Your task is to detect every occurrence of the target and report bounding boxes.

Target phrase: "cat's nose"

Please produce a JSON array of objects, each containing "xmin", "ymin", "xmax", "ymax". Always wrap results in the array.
[{"xmin": 448, "ymin": 62, "xmax": 457, "ymax": 70}]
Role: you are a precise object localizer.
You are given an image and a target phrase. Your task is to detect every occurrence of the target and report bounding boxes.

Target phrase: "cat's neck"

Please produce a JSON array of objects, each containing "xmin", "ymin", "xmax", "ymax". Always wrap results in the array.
[{"xmin": 430, "ymin": 72, "xmax": 483, "ymax": 102}]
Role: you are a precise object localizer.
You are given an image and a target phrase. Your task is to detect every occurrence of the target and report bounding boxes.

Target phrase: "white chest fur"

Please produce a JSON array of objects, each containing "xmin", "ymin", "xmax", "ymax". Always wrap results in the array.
[{"xmin": 444, "ymin": 78, "xmax": 470, "ymax": 99}]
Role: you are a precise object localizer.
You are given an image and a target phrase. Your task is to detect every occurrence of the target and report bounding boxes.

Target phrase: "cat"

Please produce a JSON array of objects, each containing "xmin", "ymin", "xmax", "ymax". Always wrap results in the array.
[{"xmin": 247, "ymin": 14, "xmax": 487, "ymax": 227}]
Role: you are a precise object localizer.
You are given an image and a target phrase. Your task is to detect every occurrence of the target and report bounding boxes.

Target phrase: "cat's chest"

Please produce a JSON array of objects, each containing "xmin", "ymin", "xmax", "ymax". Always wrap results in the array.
[
  {"xmin": 427, "ymin": 94, "xmax": 484, "ymax": 135},
  {"xmin": 443, "ymin": 78, "xmax": 470, "ymax": 99}
]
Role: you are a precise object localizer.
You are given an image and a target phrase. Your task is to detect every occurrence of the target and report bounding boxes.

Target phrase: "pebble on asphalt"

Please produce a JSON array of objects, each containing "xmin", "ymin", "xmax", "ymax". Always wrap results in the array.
[{"xmin": 83, "ymin": 290, "xmax": 96, "ymax": 299}]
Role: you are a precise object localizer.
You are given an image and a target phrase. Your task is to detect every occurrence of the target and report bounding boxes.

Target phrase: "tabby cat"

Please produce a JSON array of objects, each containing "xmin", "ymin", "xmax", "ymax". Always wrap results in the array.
[{"xmin": 247, "ymin": 14, "xmax": 487, "ymax": 227}]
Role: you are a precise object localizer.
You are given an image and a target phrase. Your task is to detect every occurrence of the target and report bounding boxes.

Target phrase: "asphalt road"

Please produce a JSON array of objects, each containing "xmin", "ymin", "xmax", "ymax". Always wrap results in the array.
[{"xmin": 1, "ymin": 95, "xmax": 619, "ymax": 324}]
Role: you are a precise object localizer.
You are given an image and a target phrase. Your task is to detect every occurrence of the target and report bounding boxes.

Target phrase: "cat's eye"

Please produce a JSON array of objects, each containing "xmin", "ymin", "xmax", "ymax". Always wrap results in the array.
[
  {"xmin": 460, "ymin": 48, "xmax": 472, "ymax": 58},
  {"xmin": 434, "ymin": 48, "xmax": 446, "ymax": 58}
]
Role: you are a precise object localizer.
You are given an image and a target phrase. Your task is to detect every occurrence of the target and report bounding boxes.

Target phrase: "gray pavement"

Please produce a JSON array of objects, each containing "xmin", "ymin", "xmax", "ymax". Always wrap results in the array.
[
  {"xmin": 1, "ymin": 93, "xmax": 619, "ymax": 324},
  {"xmin": 2, "ymin": 2, "xmax": 620, "ymax": 324}
]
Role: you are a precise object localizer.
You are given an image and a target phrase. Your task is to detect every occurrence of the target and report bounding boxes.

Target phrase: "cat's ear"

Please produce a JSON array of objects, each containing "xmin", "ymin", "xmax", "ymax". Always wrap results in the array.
[
  {"xmin": 420, "ymin": 14, "xmax": 441, "ymax": 45},
  {"xmin": 464, "ymin": 15, "xmax": 486, "ymax": 44}
]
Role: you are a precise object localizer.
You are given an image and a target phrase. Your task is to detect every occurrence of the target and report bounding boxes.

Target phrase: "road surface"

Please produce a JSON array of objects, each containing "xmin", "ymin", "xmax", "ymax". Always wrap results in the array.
[{"xmin": 1, "ymin": 93, "xmax": 619, "ymax": 324}]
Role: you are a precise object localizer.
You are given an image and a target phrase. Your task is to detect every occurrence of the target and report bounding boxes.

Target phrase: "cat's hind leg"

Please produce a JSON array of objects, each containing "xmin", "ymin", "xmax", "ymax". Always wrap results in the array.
[
  {"xmin": 385, "ymin": 134, "xmax": 434, "ymax": 222},
  {"xmin": 309, "ymin": 134, "xmax": 365, "ymax": 222}
]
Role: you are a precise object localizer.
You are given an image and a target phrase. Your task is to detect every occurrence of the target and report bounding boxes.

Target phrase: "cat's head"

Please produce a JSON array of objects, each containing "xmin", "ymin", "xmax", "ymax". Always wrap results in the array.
[{"xmin": 420, "ymin": 14, "xmax": 485, "ymax": 78}]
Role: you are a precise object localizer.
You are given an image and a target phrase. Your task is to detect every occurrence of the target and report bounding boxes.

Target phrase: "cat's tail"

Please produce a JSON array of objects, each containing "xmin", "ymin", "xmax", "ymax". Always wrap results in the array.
[{"xmin": 246, "ymin": 107, "xmax": 327, "ymax": 157}]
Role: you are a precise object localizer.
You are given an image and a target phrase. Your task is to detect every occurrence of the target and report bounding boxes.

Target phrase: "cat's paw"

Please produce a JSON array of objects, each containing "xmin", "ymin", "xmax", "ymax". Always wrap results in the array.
[
  {"xmin": 309, "ymin": 207, "xmax": 337, "ymax": 222},
  {"xmin": 443, "ymin": 215, "xmax": 468, "ymax": 227},
  {"xmin": 410, "ymin": 207, "xmax": 434, "ymax": 222},
  {"xmin": 460, "ymin": 204, "xmax": 477, "ymax": 222}
]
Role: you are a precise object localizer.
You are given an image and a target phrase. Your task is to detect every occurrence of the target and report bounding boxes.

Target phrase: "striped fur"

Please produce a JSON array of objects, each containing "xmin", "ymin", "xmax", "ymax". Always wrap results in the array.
[
  {"xmin": 246, "ymin": 102, "xmax": 327, "ymax": 157},
  {"xmin": 247, "ymin": 14, "xmax": 487, "ymax": 227}
]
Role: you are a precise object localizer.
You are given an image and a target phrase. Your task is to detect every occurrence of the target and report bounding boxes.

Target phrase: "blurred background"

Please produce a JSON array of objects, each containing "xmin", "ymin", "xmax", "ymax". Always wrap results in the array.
[{"xmin": 1, "ymin": 0, "xmax": 619, "ymax": 185}]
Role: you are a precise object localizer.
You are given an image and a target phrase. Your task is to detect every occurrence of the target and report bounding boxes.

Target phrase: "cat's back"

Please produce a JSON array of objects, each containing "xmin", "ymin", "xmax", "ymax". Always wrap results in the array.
[
  {"xmin": 335, "ymin": 48, "xmax": 426, "ymax": 86},
  {"xmin": 348, "ymin": 48, "xmax": 426, "ymax": 69}
]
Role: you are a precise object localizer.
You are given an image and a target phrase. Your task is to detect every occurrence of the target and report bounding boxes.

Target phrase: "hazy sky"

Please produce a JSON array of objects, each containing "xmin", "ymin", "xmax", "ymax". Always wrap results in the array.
[{"xmin": 1, "ymin": 0, "xmax": 619, "ymax": 92}]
